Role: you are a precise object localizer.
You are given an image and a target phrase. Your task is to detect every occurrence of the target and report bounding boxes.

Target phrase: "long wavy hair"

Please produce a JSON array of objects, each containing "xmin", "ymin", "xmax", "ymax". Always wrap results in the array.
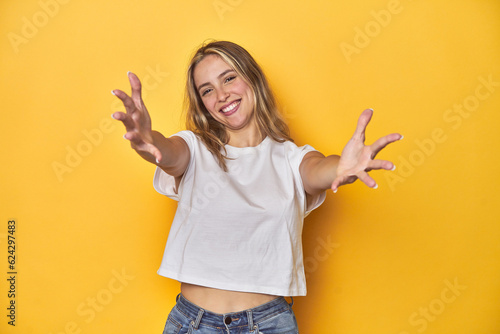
[{"xmin": 184, "ymin": 40, "xmax": 292, "ymax": 171}]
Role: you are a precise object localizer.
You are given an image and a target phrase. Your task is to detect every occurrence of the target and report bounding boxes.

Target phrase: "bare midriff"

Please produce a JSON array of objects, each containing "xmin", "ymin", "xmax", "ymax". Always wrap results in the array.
[{"xmin": 180, "ymin": 282, "xmax": 279, "ymax": 314}]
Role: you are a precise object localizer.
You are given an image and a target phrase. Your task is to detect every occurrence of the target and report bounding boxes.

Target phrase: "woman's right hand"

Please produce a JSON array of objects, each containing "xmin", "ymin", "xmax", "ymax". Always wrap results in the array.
[{"xmin": 111, "ymin": 72, "xmax": 162, "ymax": 164}]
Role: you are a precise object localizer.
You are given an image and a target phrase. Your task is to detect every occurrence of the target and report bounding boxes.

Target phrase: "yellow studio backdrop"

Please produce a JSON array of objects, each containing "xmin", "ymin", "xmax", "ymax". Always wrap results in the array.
[{"xmin": 1, "ymin": 0, "xmax": 499, "ymax": 333}]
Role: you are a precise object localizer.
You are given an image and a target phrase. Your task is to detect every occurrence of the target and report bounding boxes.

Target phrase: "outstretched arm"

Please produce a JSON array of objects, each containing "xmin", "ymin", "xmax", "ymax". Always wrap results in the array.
[
  {"xmin": 111, "ymin": 72, "xmax": 190, "ymax": 178},
  {"xmin": 300, "ymin": 109, "xmax": 403, "ymax": 195}
]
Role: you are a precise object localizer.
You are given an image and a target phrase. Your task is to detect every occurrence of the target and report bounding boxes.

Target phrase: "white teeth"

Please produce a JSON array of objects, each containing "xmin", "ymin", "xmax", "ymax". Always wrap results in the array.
[{"xmin": 221, "ymin": 100, "xmax": 240, "ymax": 113}]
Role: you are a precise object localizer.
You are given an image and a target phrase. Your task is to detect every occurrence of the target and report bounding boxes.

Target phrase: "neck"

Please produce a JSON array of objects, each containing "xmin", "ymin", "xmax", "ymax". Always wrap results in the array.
[{"xmin": 227, "ymin": 126, "xmax": 264, "ymax": 148}]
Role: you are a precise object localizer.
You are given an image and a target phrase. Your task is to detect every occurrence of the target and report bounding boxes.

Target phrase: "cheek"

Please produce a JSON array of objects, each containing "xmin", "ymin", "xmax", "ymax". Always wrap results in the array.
[
  {"xmin": 236, "ymin": 81, "xmax": 254, "ymax": 102},
  {"xmin": 202, "ymin": 97, "xmax": 219, "ymax": 116},
  {"xmin": 237, "ymin": 81, "xmax": 251, "ymax": 94},
  {"xmin": 242, "ymin": 85, "xmax": 255, "ymax": 107}
]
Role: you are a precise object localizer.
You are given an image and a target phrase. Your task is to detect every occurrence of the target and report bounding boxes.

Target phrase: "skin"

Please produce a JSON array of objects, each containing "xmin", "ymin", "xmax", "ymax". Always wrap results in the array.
[
  {"xmin": 111, "ymin": 57, "xmax": 402, "ymax": 313},
  {"xmin": 194, "ymin": 54, "xmax": 261, "ymax": 148}
]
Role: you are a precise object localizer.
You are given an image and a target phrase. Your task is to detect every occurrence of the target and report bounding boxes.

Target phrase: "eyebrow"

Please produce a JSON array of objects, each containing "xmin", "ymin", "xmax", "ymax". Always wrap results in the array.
[{"xmin": 197, "ymin": 69, "xmax": 235, "ymax": 92}]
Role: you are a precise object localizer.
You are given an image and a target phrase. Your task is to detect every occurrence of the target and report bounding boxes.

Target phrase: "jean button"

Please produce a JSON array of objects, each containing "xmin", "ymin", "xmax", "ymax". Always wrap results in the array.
[{"xmin": 224, "ymin": 316, "xmax": 232, "ymax": 325}]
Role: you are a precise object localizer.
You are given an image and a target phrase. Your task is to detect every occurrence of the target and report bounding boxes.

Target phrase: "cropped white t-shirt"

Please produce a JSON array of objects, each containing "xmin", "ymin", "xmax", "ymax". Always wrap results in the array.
[{"xmin": 153, "ymin": 130, "xmax": 326, "ymax": 296}]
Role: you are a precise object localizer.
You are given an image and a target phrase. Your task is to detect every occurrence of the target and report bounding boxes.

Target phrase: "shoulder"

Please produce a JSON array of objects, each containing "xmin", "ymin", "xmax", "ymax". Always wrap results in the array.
[
  {"xmin": 267, "ymin": 138, "xmax": 299, "ymax": 151},
  {"xmin": 170, "ymin": 130, "xmax": 209, "ymax": 152},
  {"xmin": 279, "ymin": 139, "xmax": 321, "ymax": 161},
  {"xmin": 170, "ymin": 130, "xmax": 197, "ymax": 144}
]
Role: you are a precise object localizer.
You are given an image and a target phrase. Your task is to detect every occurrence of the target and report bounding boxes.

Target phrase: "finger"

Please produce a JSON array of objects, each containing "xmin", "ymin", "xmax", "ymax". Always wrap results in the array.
[
  {"xmin": 124, "ymin": 133, "xmax": 162, "ymax": 162},
  {"xmin": 352, "ymin": 109, "xmax": 374, "ymax": 142},
  {"xmin": 330, "ymin": 175, "xmax": 354, "ymax": 193},
  {"xmin": 128, "ymin": 72, "xmax": 146, "ymax": 111},
  {"xmin": 357, "ymin": 171, "xmax": 377, "ymax": 189},
  {"xmin": 112, "ymin": 112, "xmax": 137, "ymax": 133},
  {"xmin": 151, "ymin": 147, "xmax": 162, "ymax": 163},
  {"xmin": 124, "ymin": 131, "xmax": 147, "ymax": 146},
  {"xmin": 330, "ymin": 177, "xmax": 343, "ymax": 193},
  {"xmin": 112, "ymin": 89, "xmax": 138, "ymax": 115},
  {"xmin": 370, "ymin": 133, "xmax": 403, "ymax": 157},
  {"xmin": 366, "ymin": 159, "xmax": 395, "ymax": 171}
]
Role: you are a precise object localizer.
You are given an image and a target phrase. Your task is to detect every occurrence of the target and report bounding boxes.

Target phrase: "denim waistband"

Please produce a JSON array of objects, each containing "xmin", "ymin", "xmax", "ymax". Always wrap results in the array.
[{"xmin": 174, "ymin": 293, "xmax": 293, "ymax": 330}]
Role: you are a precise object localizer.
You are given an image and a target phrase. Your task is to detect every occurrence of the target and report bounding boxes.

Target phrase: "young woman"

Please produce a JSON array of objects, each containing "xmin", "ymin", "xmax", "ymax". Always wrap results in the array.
[{"xmin": 111, "ymin": 41, "xmax": 402, "ymax": 334}]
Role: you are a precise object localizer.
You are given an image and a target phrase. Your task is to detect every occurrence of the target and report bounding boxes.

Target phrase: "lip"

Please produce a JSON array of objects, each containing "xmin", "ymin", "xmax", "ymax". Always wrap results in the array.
[{"xmin": 219, "ymin": 99, "xmax": 241, "ymax": 116}]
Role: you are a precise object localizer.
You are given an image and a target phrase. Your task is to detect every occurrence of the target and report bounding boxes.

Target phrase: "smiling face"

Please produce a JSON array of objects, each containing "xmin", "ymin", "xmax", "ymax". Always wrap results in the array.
[{"xmin": 193, "ymin": 54, "xmax": 257, "ymax": 144}]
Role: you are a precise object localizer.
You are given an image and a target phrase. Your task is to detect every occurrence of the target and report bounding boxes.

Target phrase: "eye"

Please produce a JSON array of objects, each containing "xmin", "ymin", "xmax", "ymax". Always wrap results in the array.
[
  {"xmin": 224, "ymin": 76, "xmax": 236, "ymax": 84},
  {"xmin": 201, "ymin": 88, "xmax": 212, "ymax": 97}
]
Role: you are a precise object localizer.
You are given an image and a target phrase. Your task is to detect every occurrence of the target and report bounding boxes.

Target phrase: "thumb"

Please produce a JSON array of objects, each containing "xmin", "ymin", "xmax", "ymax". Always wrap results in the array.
[{"xmin": 331, "ymin": 176, "xmax": 345, "ymax": 193}]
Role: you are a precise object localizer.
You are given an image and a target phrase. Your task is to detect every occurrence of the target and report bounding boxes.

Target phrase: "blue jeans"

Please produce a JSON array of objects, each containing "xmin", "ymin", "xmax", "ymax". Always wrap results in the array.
[{"xmin": 162, "ymin": 294, "xmax": 299, "ymax": 334}]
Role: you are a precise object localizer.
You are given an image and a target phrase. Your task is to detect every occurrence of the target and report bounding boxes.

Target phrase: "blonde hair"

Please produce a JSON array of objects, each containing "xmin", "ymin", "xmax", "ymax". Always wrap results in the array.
[{"xmin": 184, "ymin": 40, "xmax": 292, "ymax": 171}]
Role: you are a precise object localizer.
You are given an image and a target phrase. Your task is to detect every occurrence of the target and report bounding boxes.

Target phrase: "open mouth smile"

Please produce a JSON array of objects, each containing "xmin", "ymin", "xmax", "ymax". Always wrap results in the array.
[{"xmin": 220, "ymin": 100, "xmax": 241, "ymax": 115}]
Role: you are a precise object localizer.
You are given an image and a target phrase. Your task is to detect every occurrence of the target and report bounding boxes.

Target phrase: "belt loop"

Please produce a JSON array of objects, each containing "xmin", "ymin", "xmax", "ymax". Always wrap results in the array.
[
  {"xmin": 176, "ymin": 293, "xmax": 181, "ymax": 302},
  {"xmin": 289, "ymin": 296, "xmax": 294, "ymax": 307},
  {"xmin": 193, "ymin": 308, "xmax": 204, "ymax": 329},
  {"xmin": 247, "ymin": 310, "xmax": 254, "ymax": 331}
]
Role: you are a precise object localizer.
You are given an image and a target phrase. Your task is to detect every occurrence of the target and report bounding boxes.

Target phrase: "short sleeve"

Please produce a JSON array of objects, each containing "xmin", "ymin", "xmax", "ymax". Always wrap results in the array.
[
  {"xmin": 152, "ymin": 130, "xmax": 196, "ymax": 201},
  {"xmin": 287, "ymin": 143, "xmax": 327, "ymax": 217},
  {"xmin": 305, "ymin": 188, "xmax": 326, "ymax": 217}
]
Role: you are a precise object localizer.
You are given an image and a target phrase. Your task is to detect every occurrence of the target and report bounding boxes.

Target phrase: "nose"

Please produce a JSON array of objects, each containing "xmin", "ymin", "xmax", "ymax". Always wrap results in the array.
[{"xmin": 217, "ymin": 88, "xmax": 230, "ymax": 102}]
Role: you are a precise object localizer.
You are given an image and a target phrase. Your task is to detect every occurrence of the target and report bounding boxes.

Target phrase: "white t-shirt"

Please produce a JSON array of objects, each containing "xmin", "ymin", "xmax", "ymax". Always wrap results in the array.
[{"xmin": 153, "ymin": 130, "xmax": 326, "ymax": 296}]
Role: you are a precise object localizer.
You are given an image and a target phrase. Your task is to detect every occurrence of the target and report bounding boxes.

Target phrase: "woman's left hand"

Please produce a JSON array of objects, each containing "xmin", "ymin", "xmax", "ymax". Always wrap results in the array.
[{"xmin": 330, "ymin": 109, "xmax": 403, "ymax": 193}]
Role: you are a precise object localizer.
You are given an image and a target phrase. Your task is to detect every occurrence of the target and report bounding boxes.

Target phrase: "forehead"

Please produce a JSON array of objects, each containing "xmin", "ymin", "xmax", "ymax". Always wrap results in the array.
[{"xmin": 193, "ymin": 54, "xmax": 233, "ymax": 86}]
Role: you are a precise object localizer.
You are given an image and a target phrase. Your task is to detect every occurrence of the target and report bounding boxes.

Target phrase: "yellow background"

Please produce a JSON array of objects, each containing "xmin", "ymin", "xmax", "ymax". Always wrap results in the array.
[{"xmin": 1, "ymin": 0, "xmax": 499, "ymax": 333}]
